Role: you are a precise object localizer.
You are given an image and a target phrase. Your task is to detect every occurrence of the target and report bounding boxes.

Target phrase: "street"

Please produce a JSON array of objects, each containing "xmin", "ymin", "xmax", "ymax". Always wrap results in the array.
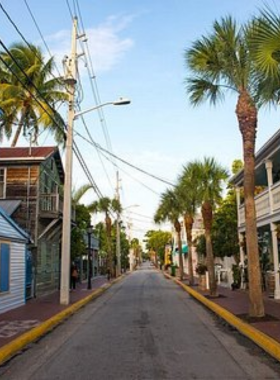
[{"xmin": 1, "ymin": 262, "xmax": 280, "ymax": 380}]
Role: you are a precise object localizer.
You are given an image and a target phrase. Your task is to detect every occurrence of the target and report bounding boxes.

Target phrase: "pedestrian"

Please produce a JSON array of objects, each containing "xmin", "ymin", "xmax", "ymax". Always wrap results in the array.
[{"xmin": 71, "ymin": 262, "xmax": 78, "ymax": 290}]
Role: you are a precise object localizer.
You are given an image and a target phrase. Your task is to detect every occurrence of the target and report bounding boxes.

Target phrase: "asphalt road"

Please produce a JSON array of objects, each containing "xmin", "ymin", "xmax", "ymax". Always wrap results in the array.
[{"xmin": 1, "ymin": 263, "xmax": 280, "ymax": 380}]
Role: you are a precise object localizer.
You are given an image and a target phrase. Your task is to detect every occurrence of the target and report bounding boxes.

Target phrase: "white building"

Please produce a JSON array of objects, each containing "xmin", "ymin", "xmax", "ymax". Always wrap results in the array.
[{"xmin": 231, "ymin": 128, "xmax": 280, "ymax": 298}]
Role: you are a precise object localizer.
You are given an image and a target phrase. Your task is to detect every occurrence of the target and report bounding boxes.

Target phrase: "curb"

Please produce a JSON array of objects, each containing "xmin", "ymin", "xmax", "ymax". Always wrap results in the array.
[
  {"xmin": 0, "ymin": 275, "xmax": 124, "ymax": 366},
  {"xmin": 164, "ymin": 272, "xmax": 280, "ymax": 363}
]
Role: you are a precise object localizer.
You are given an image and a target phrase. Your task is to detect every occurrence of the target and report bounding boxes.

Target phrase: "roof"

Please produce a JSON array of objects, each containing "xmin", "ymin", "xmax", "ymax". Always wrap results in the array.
[
  {"xmin": 0, "ymin": 207, "xmax": 30, "ymax": 243},
  {"xmin": 0, "ymin": 146, "xmax": 57, "ymax": 159},
  {"xmin": 0, "ymin": 146, "xmax": 64, "ymax": 182},
  {"xmin": 230, "ymin": 128, "xmax": 280, "ymax": 185},
  {"xmin": 0, "ymin": 200, "xmax": 21, "ymax": 216}
]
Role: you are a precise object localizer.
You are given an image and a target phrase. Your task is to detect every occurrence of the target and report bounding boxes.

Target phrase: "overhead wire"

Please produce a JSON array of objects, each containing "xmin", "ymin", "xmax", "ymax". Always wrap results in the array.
[
  {"xmin": 74, "ymin": 130, "xmax": 176, "ymax": 187},
  {"xmin": 0, "ymin": 38, "xmax": 105, "ymax": 200}
]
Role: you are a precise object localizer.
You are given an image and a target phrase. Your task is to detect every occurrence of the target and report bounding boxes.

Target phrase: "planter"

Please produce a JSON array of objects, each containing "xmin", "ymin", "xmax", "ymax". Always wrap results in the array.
[
  {"xmin": 199, "ymin": 274, "xmax": 207, "ymax": 291},
  {"xmin": 266, "ymin": 271, "xmax": 275, "ymax": 298}
]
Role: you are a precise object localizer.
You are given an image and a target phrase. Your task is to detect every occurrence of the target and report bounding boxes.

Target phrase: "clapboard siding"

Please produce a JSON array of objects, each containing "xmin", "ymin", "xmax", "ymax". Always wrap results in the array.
[{"xmin": 0, "ymin": 242, "xmax": 26, "ymax": 314}]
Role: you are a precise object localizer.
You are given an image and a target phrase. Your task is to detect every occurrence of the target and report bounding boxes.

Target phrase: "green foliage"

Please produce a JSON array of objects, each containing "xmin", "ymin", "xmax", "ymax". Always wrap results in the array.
[
  {"xmin": 71, "ymin": 204, "xmax": 91, "ymax": 260},
  {"xmin": 195, "ymin": 263, "xmax": 207, "ymax": 275},
  {"xmin": 144, "ymin": 229, "xmax": 172, "ymax": 264},
  {"xmin": 195, "ymin": 234, "xmax": 206, "ymax": 259},
  {"xmin": 231, "ymin": 159, "xmax": 244, "ymax": 175},
  {"xmin": 211, "ymin": 190, "xmax": 239, "ymax": 259},
  {"xmin": 0, "ymin": 42, "xmax": 67, "ymax": 146}
]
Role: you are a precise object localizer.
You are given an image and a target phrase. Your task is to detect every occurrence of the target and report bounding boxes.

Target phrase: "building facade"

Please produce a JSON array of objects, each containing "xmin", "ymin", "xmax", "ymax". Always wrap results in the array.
[
  {"xmin": 231, "ymin": 129, "xmax": 280, "ymax": 298},
  {"xmin": 0, "ymin": 147, "xmax": 64, "ymax": 297}
]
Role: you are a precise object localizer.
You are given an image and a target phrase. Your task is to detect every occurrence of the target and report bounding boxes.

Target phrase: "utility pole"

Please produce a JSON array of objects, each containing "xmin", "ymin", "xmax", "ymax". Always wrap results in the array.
[
  {"xmin": 60, "ymin": 17, "xmax": 78, "ymax": 305},
  {"xmin": 116, "ymin": 171, "xmax": 121, "ymax": 277}
]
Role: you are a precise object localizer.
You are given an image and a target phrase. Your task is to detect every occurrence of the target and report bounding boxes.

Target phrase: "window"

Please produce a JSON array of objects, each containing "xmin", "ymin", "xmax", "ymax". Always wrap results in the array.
[
  {"xmin": 0, "ymin": 243, "xmax": 10, "ymax": 292},
  {"xmin": 0, "ymin": 168, "xmax": 6, "ymax": 199}
]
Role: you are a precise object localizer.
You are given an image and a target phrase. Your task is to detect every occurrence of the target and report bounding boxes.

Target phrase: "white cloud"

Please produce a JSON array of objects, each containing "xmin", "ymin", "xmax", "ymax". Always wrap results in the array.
[{"xmin": 45, "ymin": 14, "xmax": 134, "ymax": 73}]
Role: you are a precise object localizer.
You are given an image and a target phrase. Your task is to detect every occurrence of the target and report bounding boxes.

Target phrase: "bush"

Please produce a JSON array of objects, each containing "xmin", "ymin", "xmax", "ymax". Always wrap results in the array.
[{"xmin": 195, "ymin": 263, "xmax": 207, "ymax": 275}]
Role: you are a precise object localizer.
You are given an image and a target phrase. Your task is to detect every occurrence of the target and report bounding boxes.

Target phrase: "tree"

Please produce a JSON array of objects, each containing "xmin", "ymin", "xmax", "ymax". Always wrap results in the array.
[
  {"xmin": 144, "ymin": 230, "xmax": 172, "ymax": 267},
  {"xmin": 176, "ymin": 161, "xmax": 202, "ymax": 285},
  {"xmin": 212, "ymin": 189, "xmax": 239, "ymax": 262},
  {"xmin": 154, "ymin": 189, "xmax": 184, "ymax": 280},
  {"xmin": 192, "ymin": 158, "xmax": 228, "ymax": 297},
  {"xmin": 88, "ymin": 196, "xmax": 121, "ymax": 277},
  {"xmin": 0, "ymin": 43, "xmax": 67, "ymax": 146},
  {"xmin": 71, "ymin": 204, "xmax": 91, "ymax": 261},
  {"xmin": 184, "ymin": 16, "xmax": 266, "ymax": 316}
]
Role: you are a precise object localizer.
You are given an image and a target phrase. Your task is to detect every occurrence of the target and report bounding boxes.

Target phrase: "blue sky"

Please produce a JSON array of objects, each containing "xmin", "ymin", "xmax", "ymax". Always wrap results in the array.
[{"xmin": 1, "ymin": 0, "xmax": 280, "ymax": 241}]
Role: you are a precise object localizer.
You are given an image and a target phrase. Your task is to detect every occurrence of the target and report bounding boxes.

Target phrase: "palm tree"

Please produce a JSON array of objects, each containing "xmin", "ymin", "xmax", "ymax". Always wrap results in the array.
[
  {"xmin": 72, "ymin": 184, "xmax": 94, "ymax": 206},
  {"xmin": 184, "ymin": 16, "xmax": 266, "ymax": 316},
  {"xmin": 88, "ymin": 196, "xmax": 122, "ymax": 277},
  {"xmin": 176, "ymin": 161, "xmax": 202, "ymax": 285},
  {"xmin": 0, "ymin": 42, "xmax": 67, "ymax": 146},
  {"xmin": 193, "ymin": 158, "xmax": 228, "ymax": 297},
  {"xmin": 154, "ymin": 189, "xmax": 184, "ymax": 280}
]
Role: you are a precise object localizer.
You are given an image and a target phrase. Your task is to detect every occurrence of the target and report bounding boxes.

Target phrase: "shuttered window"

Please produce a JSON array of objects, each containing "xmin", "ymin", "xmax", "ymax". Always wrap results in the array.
[
  {"xmin": 0, "ymin": 243, "xmax": 10, "ymax": 292},
  {"xmin": 0, "ymin": 168, "xmax": 6, "ymax": 199}
]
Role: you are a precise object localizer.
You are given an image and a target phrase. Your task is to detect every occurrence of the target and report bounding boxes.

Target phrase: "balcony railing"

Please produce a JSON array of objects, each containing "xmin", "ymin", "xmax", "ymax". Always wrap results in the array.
[
  {"xmin": 39, "ymin": 193, "xmax": 62, "ymax": 215},
  {"xmin": 239, "ymin": 181, "xmax": 280, "ymax": 226},
  {"xmin": 39, "ymin": 193, "xmax": 75, "ymax": 221}
]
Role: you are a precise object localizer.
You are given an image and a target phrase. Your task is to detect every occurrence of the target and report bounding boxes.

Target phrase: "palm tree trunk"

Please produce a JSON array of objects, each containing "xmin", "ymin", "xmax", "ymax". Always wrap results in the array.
[
  {"xmin": 236, "ymin": 91, "xmax": 264, "ymax": 318},
  {"xmin": 184, "ymin": 215, "xmax": 194, "ymax": 285},
  {"xmin": 11, "ymin": 124, "xmax": 23, "ymax": 147},
  {"xmin": 11, "ymin": 109, "xmax": 26, "ymax": 147},
  {"xmin": 175, "ymin": 220, "xmax": 184, "ymax": 280},
  {"xmin": 202, "ymin": 201, "xmax": 217, "ymax": 297}
]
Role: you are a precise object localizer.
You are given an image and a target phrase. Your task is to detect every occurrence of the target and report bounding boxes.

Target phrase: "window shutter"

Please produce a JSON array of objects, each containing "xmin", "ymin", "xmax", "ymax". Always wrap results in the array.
[{"xmin": 0, "ymin": 243, "xmax": 10, "ymax": 291}]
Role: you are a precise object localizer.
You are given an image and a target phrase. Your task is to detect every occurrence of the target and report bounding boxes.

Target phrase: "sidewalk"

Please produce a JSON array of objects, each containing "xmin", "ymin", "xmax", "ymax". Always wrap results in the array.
[
  {"xmin": 164, "ymin": 271, "xmax": 280, "ymax": 362},
  {"xmin": 0, "ymin": 276, "xmax": 112, "ymax": 365}
]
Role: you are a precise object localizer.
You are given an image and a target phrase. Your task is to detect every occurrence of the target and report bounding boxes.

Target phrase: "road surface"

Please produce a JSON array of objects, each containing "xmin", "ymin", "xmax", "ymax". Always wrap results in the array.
[{"xmin": 1, "ymin": 262, "xmax": 280, "ymax": 379}]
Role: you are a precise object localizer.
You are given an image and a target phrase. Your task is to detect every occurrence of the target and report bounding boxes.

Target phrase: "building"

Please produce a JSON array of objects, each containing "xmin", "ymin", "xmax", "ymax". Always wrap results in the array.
[
  {"xmin": 0, "ymin": 207, "xmax": 30, "ymax": 314},
  {"xmin": 231, "ymin": 128, "xmax": 280, "ymax": 298},
  {"xmin": 0, "ymin": 147, "xmax": 65, "ymax": 297}
]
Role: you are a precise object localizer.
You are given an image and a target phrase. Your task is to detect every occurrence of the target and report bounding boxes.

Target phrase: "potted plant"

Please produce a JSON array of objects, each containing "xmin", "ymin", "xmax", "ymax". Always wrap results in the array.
[{"xmin": 195, "ymin": 263, "xmax": 207, "ymax": 290}]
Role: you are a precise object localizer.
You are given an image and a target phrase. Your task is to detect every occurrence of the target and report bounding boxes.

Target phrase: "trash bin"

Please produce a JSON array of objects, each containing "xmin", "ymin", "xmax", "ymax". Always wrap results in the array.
[{"xmin": 171, "ymin": 265, "xmax": 176, "ymax": 277}]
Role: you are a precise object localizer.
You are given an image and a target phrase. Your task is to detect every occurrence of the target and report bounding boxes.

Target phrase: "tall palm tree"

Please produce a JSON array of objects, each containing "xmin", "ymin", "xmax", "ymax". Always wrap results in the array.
[
  {"xmin": 154, "ymin": 189, "xmax": 184, "ymax": 280},
  {"xmin": 195, "ymin": 158, "xmax": 228, "ymax": 296},
  {"xmin": 176, "ymin": 161, "xmax": 202, "ymax": 285},
  {"xmin": 184, "ymin": 16, "xmax": 266, "ymax": 316},
  {"xmin": 0, "ymin": 42, "xmax": 67, "ymax": 146}
]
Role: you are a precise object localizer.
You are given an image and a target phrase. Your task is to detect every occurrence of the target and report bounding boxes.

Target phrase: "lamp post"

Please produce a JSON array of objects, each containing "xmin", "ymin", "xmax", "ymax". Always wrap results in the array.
[
  {"xmin": 60, "ymin": 18, "xmax": 131, "ymax": 305},
  {"xmin": 87, "ymin": 225, "xmax": 93, "ymax": 290}
]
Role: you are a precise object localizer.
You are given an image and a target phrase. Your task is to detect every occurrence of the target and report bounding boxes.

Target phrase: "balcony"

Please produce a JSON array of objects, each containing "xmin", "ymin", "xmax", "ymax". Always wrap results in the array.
[
  {"xmin": 239, "ymin": 181, "xmax": 280, "ymax": 226},
  {"xmin": 39, "ymin": 193, "xmax": 62, "ymax": 218}
]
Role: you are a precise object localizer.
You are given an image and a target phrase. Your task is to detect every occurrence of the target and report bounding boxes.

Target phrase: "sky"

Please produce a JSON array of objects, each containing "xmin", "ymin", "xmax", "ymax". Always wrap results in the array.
[{"xmin": 1, "ymin": 0, "xmax": 280, "ymax": 242}]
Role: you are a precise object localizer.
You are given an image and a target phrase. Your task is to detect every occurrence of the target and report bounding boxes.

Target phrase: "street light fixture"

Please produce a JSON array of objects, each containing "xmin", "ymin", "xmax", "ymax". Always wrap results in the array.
[
  {"xmin": 87, "ymin": 224, "xmax": 93, "ymax": 290},
  {"xmin": 59, "ymin": 17, "xmax": 130, "ymax": 305}
]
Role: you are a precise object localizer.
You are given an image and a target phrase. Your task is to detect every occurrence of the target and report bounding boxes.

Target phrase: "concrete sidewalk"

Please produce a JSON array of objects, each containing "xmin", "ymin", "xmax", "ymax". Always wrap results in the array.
[
  {"xmin": 164, "ymin": 272, "xmax": 280, "ymax": 363},
  {"xmin": 0, "ymin": 276, "xmax": 114, "ymax": 365}
]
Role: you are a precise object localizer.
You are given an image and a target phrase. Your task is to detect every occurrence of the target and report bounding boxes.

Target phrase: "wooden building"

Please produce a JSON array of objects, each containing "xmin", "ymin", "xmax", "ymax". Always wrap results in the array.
[
  {"xmin": 0, "ymin": 147, "xmax": 64, "ymax": 297},
  {"xmin": 0, "ymin": 207, "xmax": 30, "ymax": 314}
]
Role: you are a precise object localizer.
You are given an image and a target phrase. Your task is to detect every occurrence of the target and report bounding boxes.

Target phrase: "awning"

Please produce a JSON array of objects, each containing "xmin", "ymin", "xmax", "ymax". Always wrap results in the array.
[{"xmin": 173, "ymin": 245, "xmax": 188, "ymax": 254}]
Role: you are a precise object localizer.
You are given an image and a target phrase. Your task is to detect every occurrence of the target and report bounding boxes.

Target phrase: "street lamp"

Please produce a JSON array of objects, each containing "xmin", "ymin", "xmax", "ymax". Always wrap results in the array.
[
  {"xmin": 60, "ymin": 17, "xmax": 131, "ymax": 305},
  {"xmin": 87, "ymin": 224, "xmax": 93, "ymax": 290}
]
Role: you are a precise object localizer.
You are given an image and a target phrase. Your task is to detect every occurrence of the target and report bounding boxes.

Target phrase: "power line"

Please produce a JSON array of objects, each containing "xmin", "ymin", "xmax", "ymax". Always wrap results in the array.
[{"xmin": 75, "ymin": 130, "xmax": 176, "ymax": 187}]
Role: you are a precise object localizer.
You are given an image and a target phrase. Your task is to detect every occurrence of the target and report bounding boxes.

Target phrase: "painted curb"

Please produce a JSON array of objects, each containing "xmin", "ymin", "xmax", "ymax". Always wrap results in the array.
[
  {"xmin": 0, "ymin": 276, "xmax": 125, "ymax": 366},
  {"xmin": 164, "ymin": 272, "xmax": 280, "ymax": 363}
]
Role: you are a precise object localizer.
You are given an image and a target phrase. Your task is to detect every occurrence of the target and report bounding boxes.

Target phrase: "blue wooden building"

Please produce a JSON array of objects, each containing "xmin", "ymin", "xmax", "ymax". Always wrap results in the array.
[{"xmin": 0, "ymin": 207, "xmax": 30, "ymax": 314}]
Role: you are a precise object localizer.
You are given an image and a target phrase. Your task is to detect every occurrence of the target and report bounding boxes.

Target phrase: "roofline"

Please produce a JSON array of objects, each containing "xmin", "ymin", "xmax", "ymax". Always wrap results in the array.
[
  {"xmin": 0, "ymin": 207, "xmax": 32, "ymax": 243},
  {"xmin": 230, "ymin": 128, "xmax": 280, "ymax": 185}
]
